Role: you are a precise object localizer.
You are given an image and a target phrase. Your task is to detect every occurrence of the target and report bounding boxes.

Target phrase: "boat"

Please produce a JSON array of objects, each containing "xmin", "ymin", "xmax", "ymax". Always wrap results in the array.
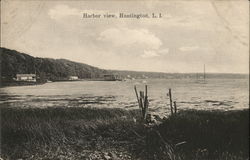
[{"xmin": 195, "ymin": 64, "xmax": 206, "ymax": 84}]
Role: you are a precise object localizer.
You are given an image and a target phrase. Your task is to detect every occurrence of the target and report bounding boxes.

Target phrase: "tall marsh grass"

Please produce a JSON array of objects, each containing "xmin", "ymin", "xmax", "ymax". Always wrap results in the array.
[
  {"xmin": 157, "ymin": 109, "xmax": 249, "ymax": 159},
  {"xmin": 1, "ymin": 107, "xmax": 143, "ymax": 159},
  {"xmin": 1, "ymin": 107, "xmax": 249, "ymax": 160}
]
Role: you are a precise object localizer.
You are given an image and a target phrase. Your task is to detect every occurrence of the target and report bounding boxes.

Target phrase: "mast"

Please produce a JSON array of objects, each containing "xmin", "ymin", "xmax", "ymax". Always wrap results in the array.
[{"xmin": 203, "ymin": 64, "xmax": 206, "ymax": 82}]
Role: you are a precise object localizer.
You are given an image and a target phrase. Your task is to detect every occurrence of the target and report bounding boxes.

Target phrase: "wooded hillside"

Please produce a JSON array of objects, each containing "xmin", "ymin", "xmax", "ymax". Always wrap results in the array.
[{"xmin": 0, "ymin": 47, "xmax": 108, "ymax": 82}]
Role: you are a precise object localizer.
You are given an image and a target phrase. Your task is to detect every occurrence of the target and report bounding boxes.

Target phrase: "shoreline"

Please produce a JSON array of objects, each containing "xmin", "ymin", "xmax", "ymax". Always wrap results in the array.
[
  {"xmin": 0, "ymin": 79, "xmax": 123, "ymax": 88},
  {"xmin": 1, "ymin": 76, "xmax": 249, "ymax": 87},
  {"xmin": 1, "ymin": 106, "xmax": 249, "ymax": 160},
  {"xmin": 0, "ymin": 81, "xmax": 46, "ymax": 88}
]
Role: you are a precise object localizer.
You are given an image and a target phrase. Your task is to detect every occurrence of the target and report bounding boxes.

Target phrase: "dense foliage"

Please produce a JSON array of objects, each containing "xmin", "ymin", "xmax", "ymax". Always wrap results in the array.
[{"xmin": 0, "ymin": 47, "xmax": 108, "ymax": 82}]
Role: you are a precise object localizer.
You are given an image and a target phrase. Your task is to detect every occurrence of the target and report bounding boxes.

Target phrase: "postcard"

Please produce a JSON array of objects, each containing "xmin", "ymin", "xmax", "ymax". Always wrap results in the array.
[{"xmin": 1, "ymin": 0, "xmax": 249, "ymax": 159}]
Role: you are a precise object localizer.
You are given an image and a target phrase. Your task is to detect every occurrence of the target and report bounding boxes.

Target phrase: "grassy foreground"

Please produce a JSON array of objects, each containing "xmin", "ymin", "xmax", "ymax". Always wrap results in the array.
[{"xmin": 1, "ymin": 107, "xmax": 249, "ymax": 160}]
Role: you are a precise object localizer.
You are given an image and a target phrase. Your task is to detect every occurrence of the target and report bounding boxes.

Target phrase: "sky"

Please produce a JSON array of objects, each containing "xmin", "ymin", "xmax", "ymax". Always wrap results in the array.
[{"xmin": 1, "ymin": 0, "xmax": 249, "ymax": 73}]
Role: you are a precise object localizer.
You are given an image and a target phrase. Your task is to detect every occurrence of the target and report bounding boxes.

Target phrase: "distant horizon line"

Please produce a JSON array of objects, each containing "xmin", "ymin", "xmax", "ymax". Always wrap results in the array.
[
  {"xmin": 109, "ymin": 69, "xmax": 249, "ymax": 75},
  {"xmin": 1, "ymin": 47, "xmax": 249, "ymax": 75}
]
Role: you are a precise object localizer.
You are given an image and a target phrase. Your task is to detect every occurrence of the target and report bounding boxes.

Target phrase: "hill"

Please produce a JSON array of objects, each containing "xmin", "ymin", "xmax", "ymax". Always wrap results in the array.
[
  {"xmin": 0, "ymin": 47, "xmax": 108, "ymax": 84},
  {"xmin": 0, "ymin": 47, "xmax": 248, "ymax": 86}
]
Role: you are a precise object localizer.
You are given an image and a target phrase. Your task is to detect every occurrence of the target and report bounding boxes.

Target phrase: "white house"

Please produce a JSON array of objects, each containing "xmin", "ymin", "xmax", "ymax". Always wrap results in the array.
[
  {"xmin": 69, "ymin": 76, "xmax": 79, "ymax": 80},
  {"xmin": 16, "ymin": 74, "xmax": 36, "ymax": 82}
]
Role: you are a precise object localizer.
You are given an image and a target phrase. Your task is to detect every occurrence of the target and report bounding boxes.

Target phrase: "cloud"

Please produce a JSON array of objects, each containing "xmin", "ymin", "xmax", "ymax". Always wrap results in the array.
[
  {"xmin": 141, "ymin": 50, "xmax": 160, "ymax": 58},
  {"xmin": 141, "ymin": 48, "xmax": 169, "ymax": 58},
  {"xmin": 98, "ymin": 28, "xmax": 162, "ymax": 50},
  {"xmin": 179, "ymin": 46, "xmax": 199, "ymax": 52},
  {"xmin": 48, "ymin": 4, "xmax": 80, "ymax": 20},
  {"xmin": 98, "ymin": 28, "xmax": 170, "ymax": 59}
]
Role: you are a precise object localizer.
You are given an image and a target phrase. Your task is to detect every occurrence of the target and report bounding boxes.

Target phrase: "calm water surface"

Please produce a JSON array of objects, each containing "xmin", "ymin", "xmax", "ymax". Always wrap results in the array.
[{"xmin": 0, "ymin": 78, "xmax": 249, "ymax": 116}]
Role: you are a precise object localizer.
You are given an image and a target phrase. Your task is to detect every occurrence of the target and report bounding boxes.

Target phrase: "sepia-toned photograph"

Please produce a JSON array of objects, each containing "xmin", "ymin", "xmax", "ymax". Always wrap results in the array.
[{"xmin": 0, "ymin": 0, "xmax": 249, "ymax": 159}]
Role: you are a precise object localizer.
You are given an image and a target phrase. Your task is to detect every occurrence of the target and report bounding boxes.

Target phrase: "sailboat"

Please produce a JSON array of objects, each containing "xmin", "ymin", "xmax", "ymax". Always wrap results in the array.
[
  {"xmin": 203, "ymin": 64, "xmax": 206, "ymax": 83},
  {"xmin": 195, "ymin": 64, "xmax": 206, "ymax": 84}
]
